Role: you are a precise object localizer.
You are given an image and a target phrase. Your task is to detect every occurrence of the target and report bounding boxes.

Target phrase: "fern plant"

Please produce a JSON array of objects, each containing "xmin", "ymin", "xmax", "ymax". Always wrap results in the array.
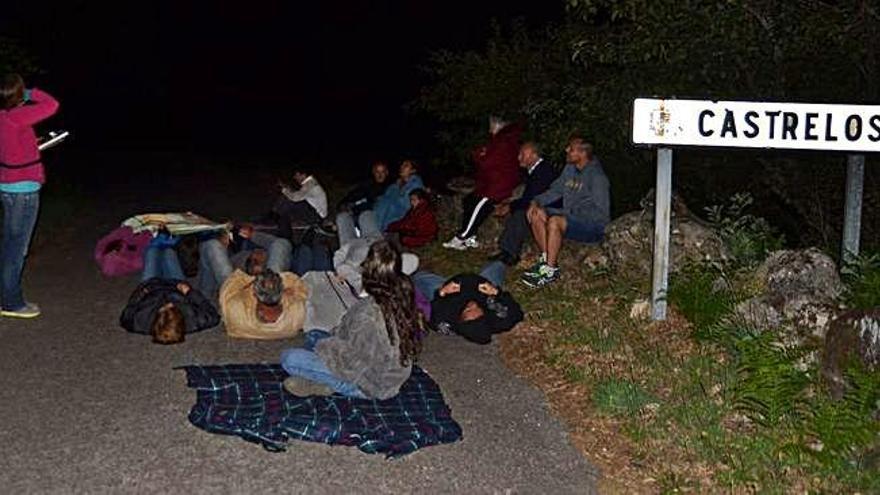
[
  {"xmin": 705, "ymin": 193, "xmax": 785, "ymax": 269},
  {"xmin": 731, "ymin": 331, "xmax": 812, "ymax": 426},
  {"xmin": 841, "ymin": 251, "xmax": 880, "ymax": 310},
  {"xmin": 804, "ymin": 363, "xmax": 880, "ymax": 467}
]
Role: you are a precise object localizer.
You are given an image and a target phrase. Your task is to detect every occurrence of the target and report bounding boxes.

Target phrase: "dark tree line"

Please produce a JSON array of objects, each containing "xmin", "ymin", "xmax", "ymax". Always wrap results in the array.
[{"xmin": 415, "ymin": 0, "xmax": 880, "ymax": 251}]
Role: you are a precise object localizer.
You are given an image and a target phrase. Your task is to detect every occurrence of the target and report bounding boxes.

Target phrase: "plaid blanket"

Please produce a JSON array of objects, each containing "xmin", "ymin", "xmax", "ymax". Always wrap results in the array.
[{"xmin": 180, "ymin": 364, "xmax": 462, "ymax": 458}]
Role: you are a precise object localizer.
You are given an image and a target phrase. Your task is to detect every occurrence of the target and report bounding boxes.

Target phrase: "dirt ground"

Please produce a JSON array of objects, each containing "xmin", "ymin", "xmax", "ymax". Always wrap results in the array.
[{"xmin": 0, "ymin": 153, "xmax": 598, "ymax": 494}]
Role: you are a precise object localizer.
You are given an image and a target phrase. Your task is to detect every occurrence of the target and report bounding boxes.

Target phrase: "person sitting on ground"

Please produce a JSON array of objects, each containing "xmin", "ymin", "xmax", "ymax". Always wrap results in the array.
[
  {"xmin": 372, "ymin": 159, "xmax": 424, "ymax": 231},
  {"xmin": 385, "ymin": 188, "xmax": 438, "ymax": 249},
  {"xmin": 280, "ymin": 240, "xmax": 426, "ymax": 399},
  {"xmin": 521, "ymin": 136, "xmax": 610, "ymax": 288},
  {"xmin": 271, "ymin": 167, "xmax": 328, "ymax": 239},
  {"xmin": 219, "ymin": 252, "xmax": 309, "ymax": 340},
  {"xmin": 337, "ymin": 160, "xmax": 391, "ymax": 223},
  {"xmin": 488, "ymin": 141, "xmax": 559, "ymax": 266},
  {"xmin": 443, "ymin": 115, "xmax": 522, "ymax": 251},
  {"xmin": 120, "ymin": 278, "xmax": 220, "ymax": 345},
  {"xmin": 411, "ymin": 260, "xmax": 523, "ymax": 345}
]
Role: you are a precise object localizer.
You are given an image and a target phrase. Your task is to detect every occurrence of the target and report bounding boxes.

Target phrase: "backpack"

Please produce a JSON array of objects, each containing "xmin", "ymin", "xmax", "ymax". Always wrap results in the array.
[{"xmin": 95, "ymin": 226, "xmax": 152, "ymax": 277}]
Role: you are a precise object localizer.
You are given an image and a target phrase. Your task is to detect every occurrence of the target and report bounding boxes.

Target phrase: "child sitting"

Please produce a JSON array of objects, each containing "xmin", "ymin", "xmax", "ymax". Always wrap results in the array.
[{"xmin": 385, "ymin": 188, "xmax": 438, "ymax": 249}]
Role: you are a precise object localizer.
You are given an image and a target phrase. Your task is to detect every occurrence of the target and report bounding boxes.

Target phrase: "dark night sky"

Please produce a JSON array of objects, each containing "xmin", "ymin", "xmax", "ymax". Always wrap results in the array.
[{"xmin": 2, "ymin": 1, "xmax": 561, "ymax": 165}]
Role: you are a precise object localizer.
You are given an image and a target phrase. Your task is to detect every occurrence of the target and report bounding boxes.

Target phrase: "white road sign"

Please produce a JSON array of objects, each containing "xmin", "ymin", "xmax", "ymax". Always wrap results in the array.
[{"xmin": 632, "ymin": 98, "xmax": 880, "ymax": 152}]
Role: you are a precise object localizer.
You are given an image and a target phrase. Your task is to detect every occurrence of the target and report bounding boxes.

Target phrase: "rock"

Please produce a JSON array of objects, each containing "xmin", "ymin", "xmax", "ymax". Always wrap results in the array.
[
  {"xmin": 732, "ymin": 249, "xmax": 842, "ymax": 355},
  {"xmin": 602, "ymin": 209, "xmax": 729, "ymax": 279},
  {"xmin": 756, "ymin": 248, "xmax": 843, "ymax": 303},
  {"xmin": 822, "ymin": 308, "xmax": 880, "ymax": 400},
  {"xmin": 629, "ymin": 299, "xmax": 651, "ymax": 320},
  {"xmin": 733, "ymin": 298, "xmax": 784, "ymax": 330}
]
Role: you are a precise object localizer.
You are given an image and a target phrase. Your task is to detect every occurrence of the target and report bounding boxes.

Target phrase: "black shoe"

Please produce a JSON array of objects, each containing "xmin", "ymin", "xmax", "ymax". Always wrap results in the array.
[{"xmin": 488, "ymin": 251, "xmax": 519, "ymax": 267}]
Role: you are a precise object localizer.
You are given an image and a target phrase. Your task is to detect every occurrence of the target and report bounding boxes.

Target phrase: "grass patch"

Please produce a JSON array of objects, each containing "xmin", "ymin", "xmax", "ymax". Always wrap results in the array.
[
  {"xmin": 592, "ymin": 379, "xmax": 653, "ymax": 416},
  {"xmin": 562, "ymin": 324, "xmax": 619, "ymax": 353}
]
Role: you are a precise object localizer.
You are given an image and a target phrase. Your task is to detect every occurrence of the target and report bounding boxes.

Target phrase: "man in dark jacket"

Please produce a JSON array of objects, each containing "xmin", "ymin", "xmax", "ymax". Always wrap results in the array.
[
  {"xmin": 443, "ymin": 117, "xmax": 522, "ymax": 250},
  {"xmin": 489, "ymin": 142, "xmax": 559, "ymax": 266},
  {"xmin": 411, "ymin": 261, "xmax": 524, "ymax": 345},
  {"xmin": 337, "ymin": 160, "xmax": 391, "ymax": 218},
  {"xmin": 119, "ymin": 279, "xmax": 220, "ymax": 342}
]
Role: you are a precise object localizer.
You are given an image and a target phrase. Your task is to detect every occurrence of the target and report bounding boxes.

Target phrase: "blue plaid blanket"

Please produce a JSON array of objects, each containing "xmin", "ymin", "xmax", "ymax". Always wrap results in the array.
[{"xmin": 180, "ymin": 364, "xmax": 462, "ymax": 458}]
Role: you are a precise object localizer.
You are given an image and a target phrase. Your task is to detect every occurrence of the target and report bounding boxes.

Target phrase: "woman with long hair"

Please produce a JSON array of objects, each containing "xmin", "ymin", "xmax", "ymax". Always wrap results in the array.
[
  {"xmin": 280, "ymin": 240, "xmax": 427, "ymax": 399},
  {"xmin": 0, "ymin": 74, "xmax": 60, "ymax": 318}
]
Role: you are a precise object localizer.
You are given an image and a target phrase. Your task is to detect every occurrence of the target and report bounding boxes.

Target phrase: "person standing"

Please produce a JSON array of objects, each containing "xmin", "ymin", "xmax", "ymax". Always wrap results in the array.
[{"xmin": 0, "ymin": 74, "xmax": 60, "ymax": 318}]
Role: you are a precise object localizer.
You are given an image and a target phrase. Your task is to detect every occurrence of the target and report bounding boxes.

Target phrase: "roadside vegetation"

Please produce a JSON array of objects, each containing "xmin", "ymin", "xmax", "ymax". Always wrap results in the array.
[{"xmin": 419, "ymin": 198, "xmax": 880, "ymax": 493}]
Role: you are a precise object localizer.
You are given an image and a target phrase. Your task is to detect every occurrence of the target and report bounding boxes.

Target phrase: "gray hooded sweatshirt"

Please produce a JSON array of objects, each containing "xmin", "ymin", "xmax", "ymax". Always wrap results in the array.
[{"xmin": 533, "ymin": 158, "xmax": 610, "ymax": 226}]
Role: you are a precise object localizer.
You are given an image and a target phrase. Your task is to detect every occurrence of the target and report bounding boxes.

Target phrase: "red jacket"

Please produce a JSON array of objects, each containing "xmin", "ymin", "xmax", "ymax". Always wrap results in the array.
[
  {"xmin": 472, "ymin": 123, "xmax": 522, "ymax": 201},
  {"xmin": 0, "ymin": 89, "xmax": 60, "ymax": 184},
  {"xmin": 386, "ymin": 203, "xmax": 438, "ymax": 248}
]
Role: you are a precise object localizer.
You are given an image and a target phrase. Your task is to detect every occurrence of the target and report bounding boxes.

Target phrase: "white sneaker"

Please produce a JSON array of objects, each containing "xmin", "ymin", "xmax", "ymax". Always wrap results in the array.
[
  {"xmin": 442, "ymin": 236, "xmax": 467, "ymax": 250},
  {"xmin": 463, "ymin": 236, "xmax": 479, "ymax": 249}
]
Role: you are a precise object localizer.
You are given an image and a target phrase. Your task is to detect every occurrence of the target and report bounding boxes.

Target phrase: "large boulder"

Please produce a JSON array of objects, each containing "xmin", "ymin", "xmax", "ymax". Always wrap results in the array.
[
  {"xmin": 733, "ymin": 248, "xmax": 842, "ymax": 340},
  {"xmin": 602, "ymin": 209, "xmax": 729, "ymax": 279},
  {"xmin": 822, "ymin": 308, "xmax": 880, "ymax": 400}
]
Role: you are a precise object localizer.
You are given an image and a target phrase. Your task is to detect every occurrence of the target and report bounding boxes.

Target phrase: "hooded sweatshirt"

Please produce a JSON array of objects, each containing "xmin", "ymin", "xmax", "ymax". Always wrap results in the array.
[
  {"xmin": 533, "ymin": 158, "xmax": 610, "ymax": 226},
  {"xmin": 429, "ymin": 273, "xmax": 524, "ymax": 345},
  {"xmin": 120, "ymin": 278, "xmax": 220, "ymax": 335}
]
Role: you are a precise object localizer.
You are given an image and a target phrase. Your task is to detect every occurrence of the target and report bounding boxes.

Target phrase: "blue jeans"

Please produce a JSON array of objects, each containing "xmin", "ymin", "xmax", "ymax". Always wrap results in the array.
[
  {"xmin": 280, "ymin": 330, "xmax": 365, "ymax": 398},
  {"xmin": 292, "ymin": 243, "xmax": 333, "ymax": 276},
  {"xmin": 336, "ymin": 210, "xmax": 380, "ymax": 245},
  {"xmin": 141, "ymin": 247, "xmax": 185, "ymax": 281},
  {"xmin": 197, "ymin": 233, "xmax": 292, "ymax": 297},
  {"xmin": 1, "ymin": 191, "xmax": 40, "ymax": 311},
  {"xmin": 412, "ymin": 260, "xmax": 506, "ymax": 302}
]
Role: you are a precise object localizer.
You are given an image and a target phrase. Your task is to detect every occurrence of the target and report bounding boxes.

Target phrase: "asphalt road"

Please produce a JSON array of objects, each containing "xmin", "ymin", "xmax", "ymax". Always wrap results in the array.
[{"xmin": 0, "ymin": 155, "xmax": 598, "ymax": 494}]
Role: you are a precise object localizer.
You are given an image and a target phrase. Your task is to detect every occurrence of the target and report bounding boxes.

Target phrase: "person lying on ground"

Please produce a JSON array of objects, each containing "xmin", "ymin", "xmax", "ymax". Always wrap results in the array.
[
  {"xmin": 0, "ymin": 74, "xmax": 60, "ymax": 319},
  {"xmin": 443, "ymin": 115, "xmax": 522, "ymax": 251},
  {"xmin": 280, "ymin": 240, "xmax": 427, "ymax": 399},
  {"xmin": 385, "ymin": 188, "xmax": 438, "ymax": 249},
  {"xmin": 337, "ymin": 159, "xmax": 391, "ymax": 220},
  {"xmin": 488, "ymin": 141, "xmax": 559, "ymax": 266},
  {"xmin": 521, "ymin": 136, "xmax": 610, "ymax": 289},
  {"xmin": 219, "ymin": 254, "xmax": 309, "ymax": 340},
  {"xmin": 411, "ymin": 260, "xmax": 523, "ymax": 345},
  {"xmin": 372, "ymin": 159, "xmax": 424, "ymax": 231},
  {"xmin": 120, "ymin": 279, "xmax": 220, "ymax": 345},
  {"xmin": 196, "ymin": 226, "xmax": 292, "ymax": 299},
  {"xmin": 270, "ymin": 167, "xmax": 328, "ymax": 239}
]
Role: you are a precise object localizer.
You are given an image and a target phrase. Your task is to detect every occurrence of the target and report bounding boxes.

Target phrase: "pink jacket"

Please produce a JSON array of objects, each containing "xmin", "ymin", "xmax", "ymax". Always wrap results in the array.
[{"xmin": 0, "ymin": 89, "xmax": 60, "ymax": 184}]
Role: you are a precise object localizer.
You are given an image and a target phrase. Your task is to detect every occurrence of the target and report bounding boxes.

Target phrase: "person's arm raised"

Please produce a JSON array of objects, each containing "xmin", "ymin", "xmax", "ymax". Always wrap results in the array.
[{"xmin": 9, "ymin": 89, "xmax": 60, "ymax": 127}]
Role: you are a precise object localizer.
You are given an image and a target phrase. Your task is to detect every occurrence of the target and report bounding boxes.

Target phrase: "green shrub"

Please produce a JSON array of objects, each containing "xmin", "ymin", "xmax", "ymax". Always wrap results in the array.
[
  {"xmin": 731, "ymin": 331, "xmax": 812, "ymax": 426},
  {"xmin": 592, "ymin": 379, "xmax": 653, "ymax": 416},
  {"xmin": 668, "ymin": 263, "xmax": 734, "ymax": 336},
  {"xmin": 705, "ymin": 193, "xmax": 785, "ymax": 269},
  {"xmin": 841, "ymin": 252, "xmax": 880, "ymax": 310}
]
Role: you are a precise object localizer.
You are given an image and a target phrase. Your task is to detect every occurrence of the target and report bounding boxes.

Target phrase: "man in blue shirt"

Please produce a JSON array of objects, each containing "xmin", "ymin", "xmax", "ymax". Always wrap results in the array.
[{"xmin": 521, "ymin": 137, "xmax": 610, "ymax": 288}]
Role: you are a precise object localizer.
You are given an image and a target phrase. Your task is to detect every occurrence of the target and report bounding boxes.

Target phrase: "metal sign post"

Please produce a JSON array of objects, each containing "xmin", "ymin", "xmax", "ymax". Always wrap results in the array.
[
  {"xmin": 842, "ymin": 154, "xmax": 865, "ymax": 262},
  {"xmin": 651, "ymin": 148, "xmax": 673, "ymax": 320},
  {"xmin": 632, "ymin": 98, "xmax": 880, "ymax": 321}
]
